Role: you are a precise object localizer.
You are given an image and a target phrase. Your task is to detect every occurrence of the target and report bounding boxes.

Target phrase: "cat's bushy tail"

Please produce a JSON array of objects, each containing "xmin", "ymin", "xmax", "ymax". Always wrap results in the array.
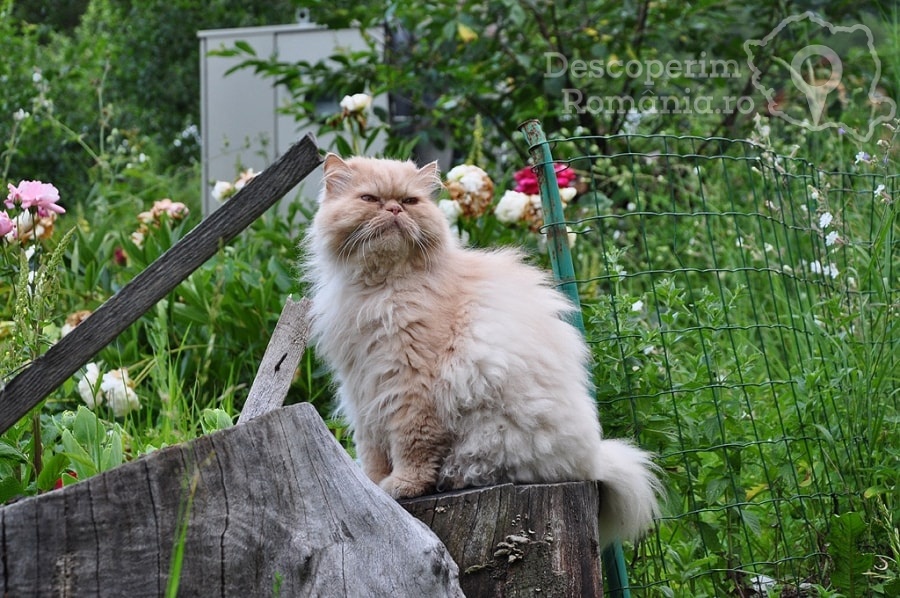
[{"xmin": 593, "ymin": 438, "xmax": 663, "ymax": 547}]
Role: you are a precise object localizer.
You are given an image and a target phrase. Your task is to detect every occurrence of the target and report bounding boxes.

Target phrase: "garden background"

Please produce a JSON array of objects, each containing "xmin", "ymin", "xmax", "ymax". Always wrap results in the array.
[{"xmin": 1, "ymin": 1, "xmax": 898, "ymax": 596}]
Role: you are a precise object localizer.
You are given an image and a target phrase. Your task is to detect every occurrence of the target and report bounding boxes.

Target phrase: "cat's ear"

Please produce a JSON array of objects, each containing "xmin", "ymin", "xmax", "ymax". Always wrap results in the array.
[
  {"xmin": 322, "ymin": 153, "xmax": 352, "ymax": 195},
  {"xmin": 323, "ymin": 153, "xmax": 347, "ymax": 172},
  {"xmin": 417, "ymin": 160, "xmax": 442, "ymax": 196}
]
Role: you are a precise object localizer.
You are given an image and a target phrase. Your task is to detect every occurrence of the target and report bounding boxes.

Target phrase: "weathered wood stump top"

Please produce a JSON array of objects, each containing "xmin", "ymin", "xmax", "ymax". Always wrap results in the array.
[{"xmin": 403, "ymin": 481, "xmax": 603, "ymax": 597}]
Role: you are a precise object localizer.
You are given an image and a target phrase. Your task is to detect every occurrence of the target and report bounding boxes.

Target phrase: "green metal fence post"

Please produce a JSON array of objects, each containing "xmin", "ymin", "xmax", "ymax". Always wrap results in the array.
[{"xmin": 519, "ymin": 119, "xmax": 633, "ymax": 598}]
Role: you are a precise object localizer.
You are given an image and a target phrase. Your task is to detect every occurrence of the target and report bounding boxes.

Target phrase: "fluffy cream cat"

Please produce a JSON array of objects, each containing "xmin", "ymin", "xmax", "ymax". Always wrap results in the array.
[{"xmin": 305, "ymin": 154, "xmax": 661, "ymax": 546}]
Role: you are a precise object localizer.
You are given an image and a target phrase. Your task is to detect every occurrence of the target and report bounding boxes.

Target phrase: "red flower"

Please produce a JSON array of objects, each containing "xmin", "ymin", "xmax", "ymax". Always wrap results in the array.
[
  {"xmin": 554, "ymin": 163, "xmax": 577, "ymax": 187},
  {"xmin": 513, "ymin": 164, "xmax": 576, "ymax": 195},
  {"xmin": 113, "ymin": 247, "xmax": 128, "ymax": 266},
  {"xmin": 513, "ymin": 167, "xmax": 540, "ymax": 194},
  {"xmin": 54, "ymin": 471, "xmax": 77, "ymax": 490}
]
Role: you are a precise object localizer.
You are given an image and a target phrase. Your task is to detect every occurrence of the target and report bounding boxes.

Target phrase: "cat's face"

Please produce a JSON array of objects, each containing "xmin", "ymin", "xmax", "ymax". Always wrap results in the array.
[{"xmin": 312, "ymin": 154, "xmax": 449, "ymax": 268}]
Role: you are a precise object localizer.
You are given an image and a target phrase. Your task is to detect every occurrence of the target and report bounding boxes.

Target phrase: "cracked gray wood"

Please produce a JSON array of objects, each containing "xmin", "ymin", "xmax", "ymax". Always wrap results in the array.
[
  {"xmin": 0, "ymin": 403, "xmax": 464, "ymax": 597},
  {"xmin": 401, "ymin": 481, "xmax": 604, "ymax": 597}
]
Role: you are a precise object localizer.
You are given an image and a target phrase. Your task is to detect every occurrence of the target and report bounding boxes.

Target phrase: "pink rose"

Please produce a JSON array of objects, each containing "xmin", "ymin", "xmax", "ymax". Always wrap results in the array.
[
  {"xmin": 6, "ymin": 180, "xmax": 65, "ymax": 216},
  {"xmin": 0, "ymin": 211, "xmax": 13, "ymax": 237}
]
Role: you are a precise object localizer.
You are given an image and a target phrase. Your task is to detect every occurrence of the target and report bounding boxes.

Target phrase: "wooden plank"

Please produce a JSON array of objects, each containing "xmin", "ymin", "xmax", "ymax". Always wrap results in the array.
[
  {"xmin": 401, "ymin": 481, "xmax": 604, "ymax": 597},
  {"xmin": 0, "ymin": 403, "xmax": 464, "ymax": 597},
  {"xmin": 0, "ymin": 135, "xmax": 322, "ymax": 434},
  {"xmin": 237, "ymin": 296, "xmax": 312, "ymax": 424}
]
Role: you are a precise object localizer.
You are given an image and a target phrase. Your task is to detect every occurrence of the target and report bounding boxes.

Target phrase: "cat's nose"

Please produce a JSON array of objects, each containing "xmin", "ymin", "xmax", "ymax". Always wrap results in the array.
[{"xmin": 384, "ymin": 202, "xmax": 402, "ymax": 215}]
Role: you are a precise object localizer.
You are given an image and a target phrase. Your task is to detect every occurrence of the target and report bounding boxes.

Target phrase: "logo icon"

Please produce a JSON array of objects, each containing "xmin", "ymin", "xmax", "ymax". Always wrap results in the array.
[{"xmin": 744, "ymin": 12, "xmax": 896, "ymax": 142}]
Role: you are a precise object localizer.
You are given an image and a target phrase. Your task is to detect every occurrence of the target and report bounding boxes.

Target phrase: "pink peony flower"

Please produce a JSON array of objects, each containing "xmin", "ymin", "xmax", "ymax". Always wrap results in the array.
[
  {"xmin": 138, "ymin": 198, "xmax": 189, "ymax": 224},
  {"xmin": 153, "ymin": 198, "xmax": 189, "ymax": 219},
  {"xmin": 6, "ymin": 180, "xmax": 65, "ymax": 216},
  {"xmin": 0, "ymin": 211, "xmax": 13, "ymax": 237},
  {"xmin": 513, "ymin": 167, "xmax": 540, "ymax": 194},
  {"xmin": 513, "ymin": 163, "xmax": 576, "ymax": 195},
  {"xmin": 554, "ymin": 163, "xmax": 577, "ymax": 187}
]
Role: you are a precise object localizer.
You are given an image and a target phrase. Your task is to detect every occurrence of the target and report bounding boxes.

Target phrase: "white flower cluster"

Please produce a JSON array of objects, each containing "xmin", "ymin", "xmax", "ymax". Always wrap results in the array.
[
  {"xmin": 817, "ymin": 210, "xmax": 841, "ymax": 247},
  {"xmin": 78, "ymin": 363, "xmax": 141, "ymax": 417},
  {"xmin": 494, "ymin": 190, "xmax": 533, "ymax": 224},
  {"xmin": 444, "ymin": 164, "xmax": 495, "ymax": 219},
  {"xmin": 446, "ymin": 164, "xmax": 489, "ymax": 195},
  {"xmin": 808, "ymin": 260, "xmax": 840, "ymax": 280}
]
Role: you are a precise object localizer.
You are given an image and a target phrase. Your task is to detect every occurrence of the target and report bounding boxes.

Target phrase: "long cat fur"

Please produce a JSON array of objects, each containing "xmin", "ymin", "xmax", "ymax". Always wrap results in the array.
[{"xmin": 304, "ymin": 154, "xmax": 662, "ymax": 546}]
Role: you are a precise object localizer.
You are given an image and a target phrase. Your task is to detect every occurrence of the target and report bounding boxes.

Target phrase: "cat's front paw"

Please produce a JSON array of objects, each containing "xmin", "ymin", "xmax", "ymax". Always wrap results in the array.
[{"xmin": 379, "ymin": 474, "xmax": 432, "ymax": 499}]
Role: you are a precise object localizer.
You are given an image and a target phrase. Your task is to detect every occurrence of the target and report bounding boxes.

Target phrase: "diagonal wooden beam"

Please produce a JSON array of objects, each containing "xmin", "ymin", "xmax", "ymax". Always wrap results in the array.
[
  {"xmin": 0, "ymin": 135, "xmax": 322, "ymax": 434},
  {"xmin": 237, "ymin": 296, "xmax": 312, "ymax": 424}
]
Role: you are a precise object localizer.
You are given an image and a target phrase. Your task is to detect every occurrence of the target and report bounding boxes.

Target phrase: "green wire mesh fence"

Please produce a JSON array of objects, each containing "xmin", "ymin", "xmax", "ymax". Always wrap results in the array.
[{"xmin": 524, "ymin": 126, "xmax": 898, "ymax": 597}]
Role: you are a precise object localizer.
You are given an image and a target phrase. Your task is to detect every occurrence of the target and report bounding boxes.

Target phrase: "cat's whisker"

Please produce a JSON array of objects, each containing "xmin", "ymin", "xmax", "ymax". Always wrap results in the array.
[{"xmin": 339, "ymin": 223, "xmax": 373, "ymax": 263}]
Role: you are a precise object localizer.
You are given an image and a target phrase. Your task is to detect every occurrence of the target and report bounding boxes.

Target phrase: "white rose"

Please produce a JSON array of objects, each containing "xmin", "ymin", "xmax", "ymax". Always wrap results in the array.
[
  {"xmin": 211, "ymin": 180, "xmax": 234, "ymax": 202},
  {"xmin": 559, "ymin": 186, "xmax": 577, "ymax": 204},
  {"xmin": 340, "ymin": 93, "xmax": 372, "ymax": 113},
  {"xmin": 78, "ymin": 363, "xmax": 104, "ymax": 409},
  {"xmin": 494, "ymin": 190, "xmax": 530, "ymax": 224},
  {"xmin": 101, "ymin": 368, "xmax": 141, "ymax": 417}
]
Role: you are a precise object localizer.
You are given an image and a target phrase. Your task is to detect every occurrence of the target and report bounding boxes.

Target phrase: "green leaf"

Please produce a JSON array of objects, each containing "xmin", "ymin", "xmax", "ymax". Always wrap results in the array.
[
  {"xmin": 72, "ymin": 406, "xmax": 101, "ymax": 459},
  {"xmin": 60, "ymin": 429, "xmax": 98, "ymax": 479},
  {"xmin": 101, "ymin": 429, "xmax": 124, "ymax": 472},
  {"xmin": 232, "ymin": 40, "xmax": 257, "ymax": 57},
  {"xmin": 333, "ymin": 136, "xmax": 353, "ymax": 157},
  {"xmin": 704, "ymin": 477, "xmax": 729, "ymax": 505},
  {"xmin": 696, "ymin": 520, "xmax": 723, "ymax": 552},
  {"xmin": 828, "ymin": 512, "xmax": 873, "ymax": 597},
  {"xmin": 0, "ymin": 440, "xmax": 28, "ymax": 463},
  {"xmin": 0, "ymin": 476, "xmax": 25, "ymax": 504},
  {"xmin": 883, "ymin": 578, "xmax": 900, "ymax": 597},
  {"xmin": 739, "ymin": 509, "xmax": 762, "ymax": 537},
  {"xmin": 36, "ymin": 452, "xmax": 69, "ymax": 492},
  {"xmin": 200, "ymin": 409, "xmax": 234, "ymax": 434}
]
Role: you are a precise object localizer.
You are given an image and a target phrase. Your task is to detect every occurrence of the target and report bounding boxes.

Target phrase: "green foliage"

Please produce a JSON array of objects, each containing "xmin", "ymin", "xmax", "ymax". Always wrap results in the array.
[
  {"xmin": 55, "ymin": 406, "xmax": 125, "ymax": 481},
  {"xmin": 229, "ymin": 0, "xmax": 888, "ymax": 174},
  {"xmin": 828, "ymin": 512, "xmax": 875, "ymax": 597}
]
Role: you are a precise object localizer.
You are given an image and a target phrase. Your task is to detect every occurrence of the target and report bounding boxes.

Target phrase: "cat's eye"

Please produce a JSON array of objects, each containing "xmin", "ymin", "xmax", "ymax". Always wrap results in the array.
[
  {"xmin": 361, "ymin": 194, "xmax": 379, "ymax": 202},
  {"xmin": 401, "ymin": 197, "xmax": 419, "ymax": 205}
]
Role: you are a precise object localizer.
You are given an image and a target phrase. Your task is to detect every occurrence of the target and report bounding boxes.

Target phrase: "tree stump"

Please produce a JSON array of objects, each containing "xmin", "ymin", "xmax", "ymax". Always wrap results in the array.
[
  {"xmin": 402, "ymin": 481, "xmax": 604, "ymax": 597},
  {"xmin": 0, "ymin": 403, "xmax": 463, "ymax": 597}
]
